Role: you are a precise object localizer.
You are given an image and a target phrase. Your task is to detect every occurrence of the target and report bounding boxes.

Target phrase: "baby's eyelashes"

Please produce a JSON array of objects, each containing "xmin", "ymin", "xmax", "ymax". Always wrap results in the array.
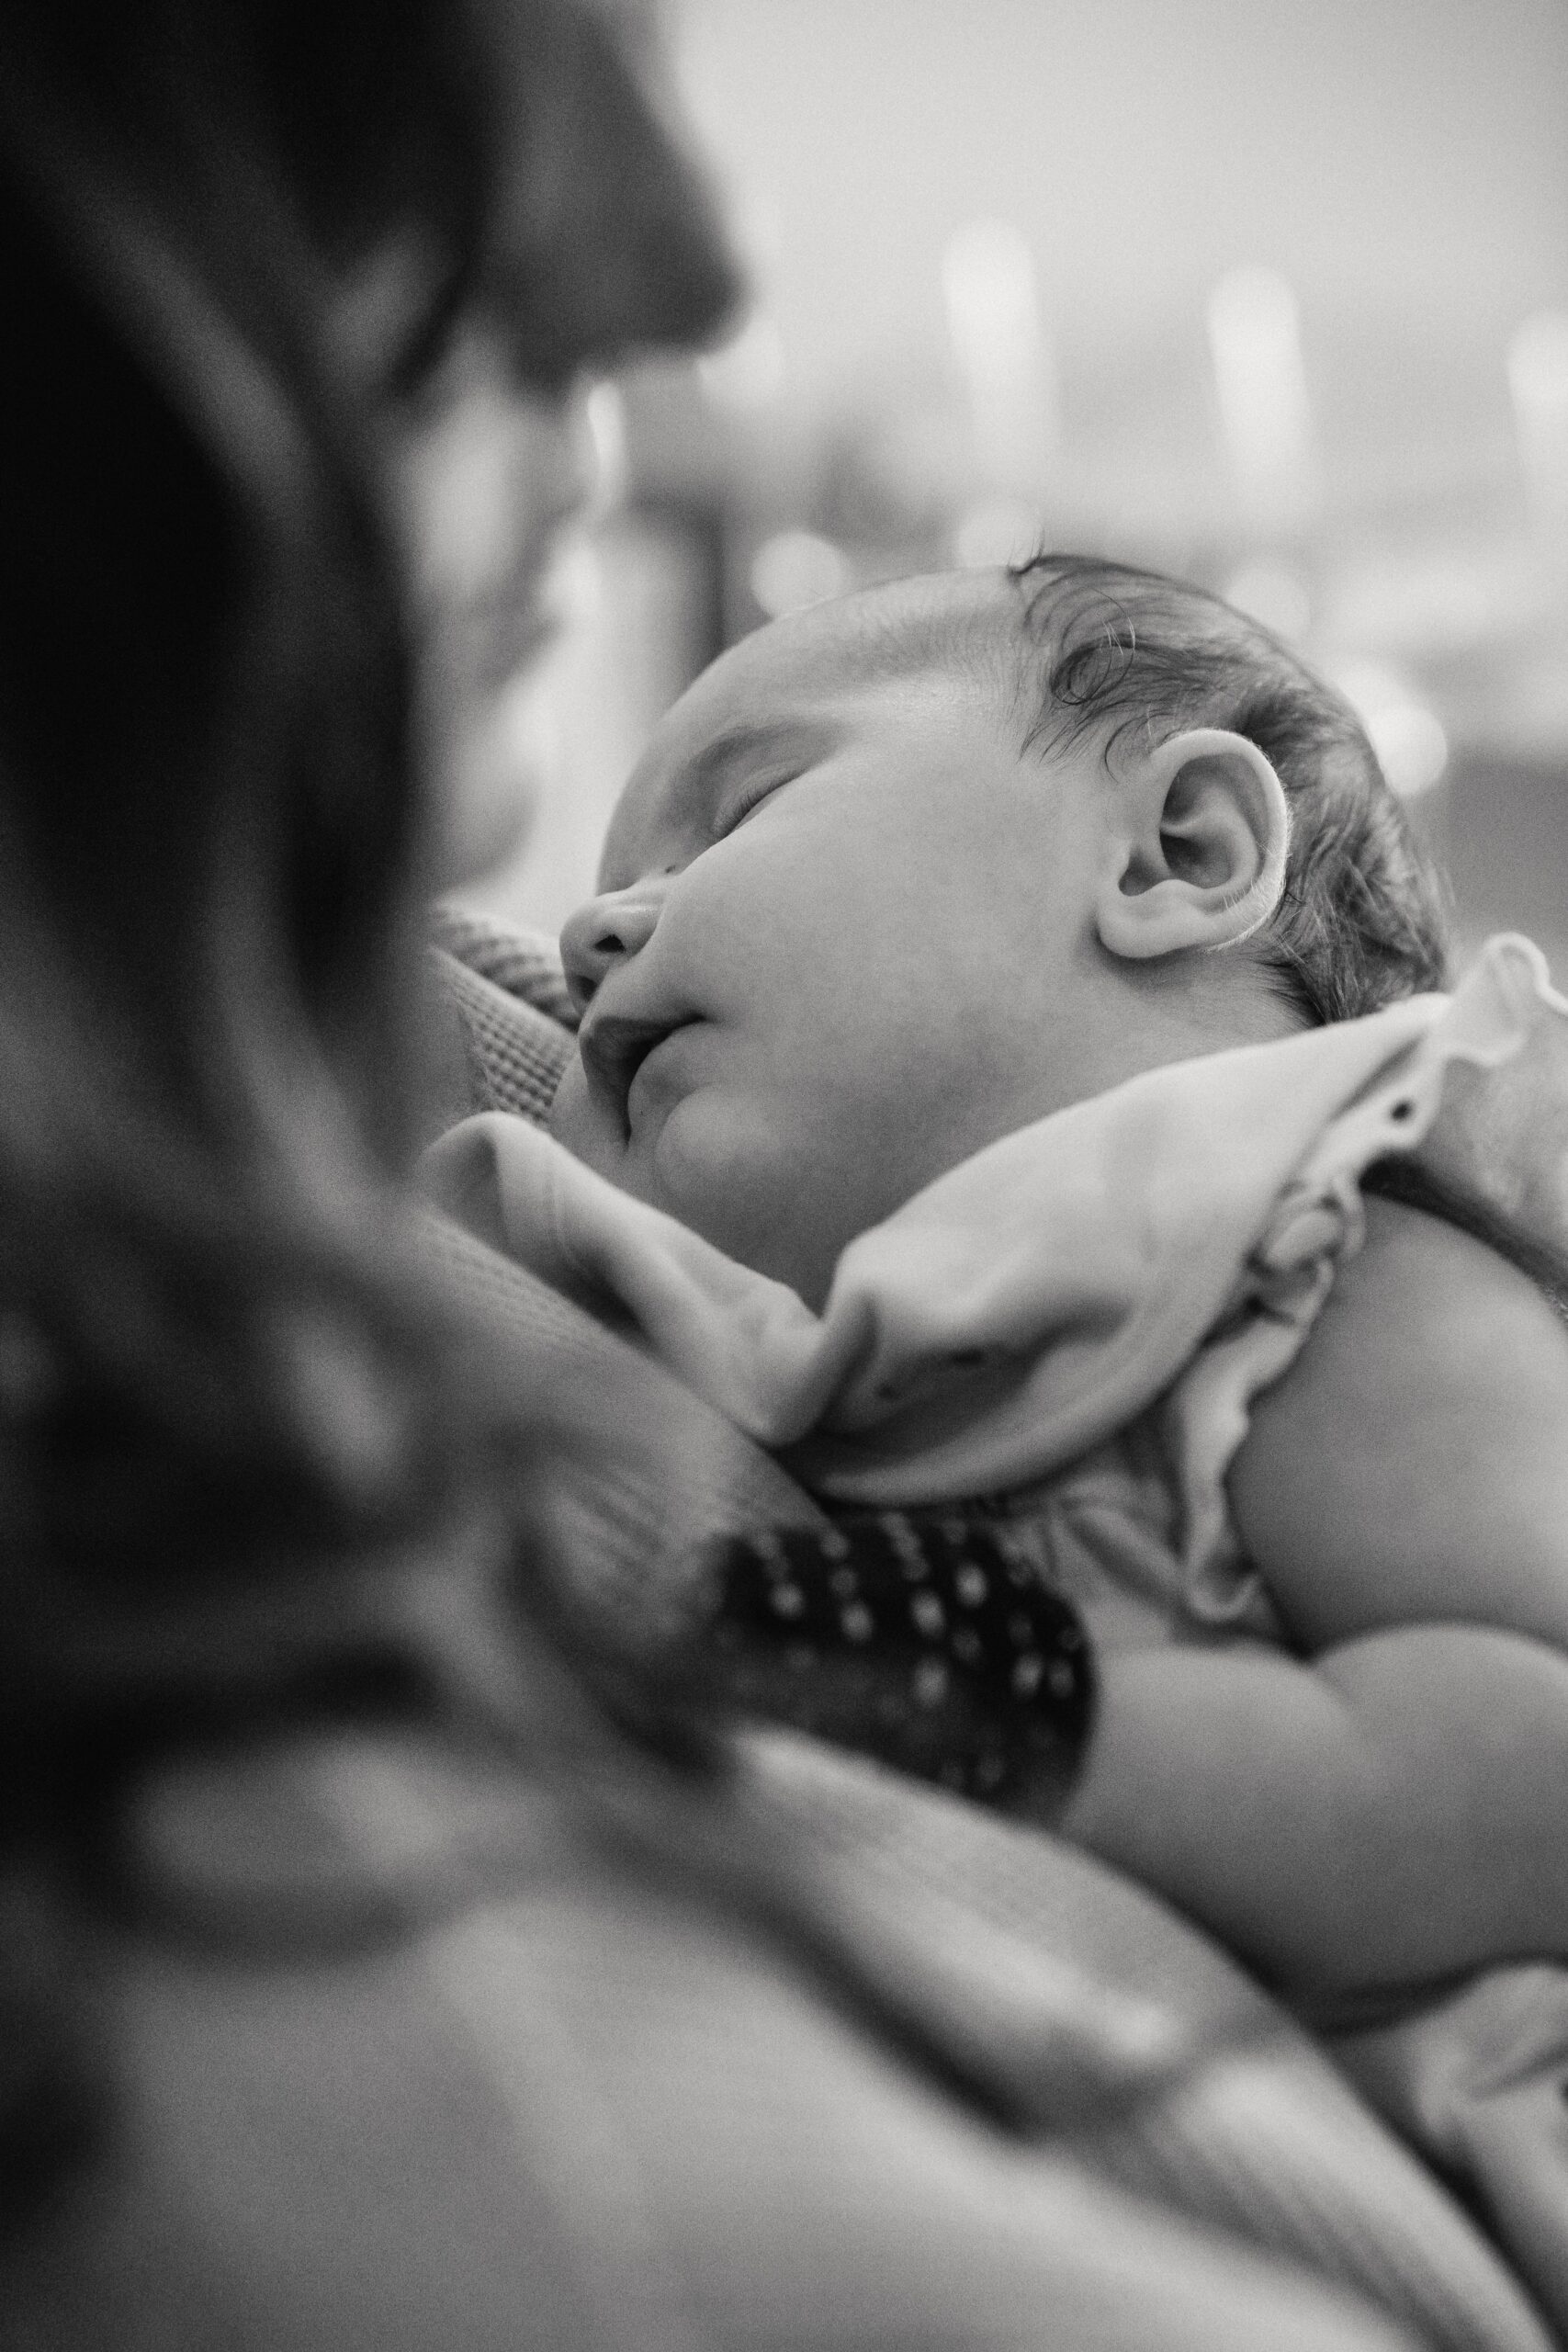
[{"xmin": 712, "ymin": 769, "xmax": 797, "ymax": 836}]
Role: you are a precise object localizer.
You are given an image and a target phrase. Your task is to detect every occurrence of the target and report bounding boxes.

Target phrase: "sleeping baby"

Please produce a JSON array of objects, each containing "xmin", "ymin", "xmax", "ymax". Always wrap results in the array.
[{"xmin": 425, "ymin": 556, "xmax": 1568, "ymax": 2044}]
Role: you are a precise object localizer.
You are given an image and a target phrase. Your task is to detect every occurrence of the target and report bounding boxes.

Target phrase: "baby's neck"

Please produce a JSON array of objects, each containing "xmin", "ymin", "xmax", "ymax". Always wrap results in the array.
[{"xmin": 895, "ymin": 963, "xmax": 1309, "ymax": 1201}]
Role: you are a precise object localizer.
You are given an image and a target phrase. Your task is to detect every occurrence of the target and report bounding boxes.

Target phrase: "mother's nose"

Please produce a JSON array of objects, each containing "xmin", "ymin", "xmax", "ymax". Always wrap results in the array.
[{"xmin": 559, "ymin": 888, "xmax": 661, "ymax": 1012}]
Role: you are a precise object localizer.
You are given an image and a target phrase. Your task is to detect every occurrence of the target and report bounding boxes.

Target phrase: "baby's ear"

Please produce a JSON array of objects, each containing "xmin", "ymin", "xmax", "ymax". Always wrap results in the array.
[{"xmin": 1095, "ymin": 727, "xmax": 1290, "ymax": 961}]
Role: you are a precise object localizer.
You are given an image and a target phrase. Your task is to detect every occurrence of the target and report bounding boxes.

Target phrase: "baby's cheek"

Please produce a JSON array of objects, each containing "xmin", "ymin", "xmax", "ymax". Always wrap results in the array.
[
  {"xmin": 645, "ymin": 1090, "xmax": 845, "ymax": 1305},
  {"xmin": 648, "ymin": 1089, "xmax": 786, "ymax": 1249},
  {"xmin": 547, "ymin": 1058, "xmax": 613, "ymax": 1173}
]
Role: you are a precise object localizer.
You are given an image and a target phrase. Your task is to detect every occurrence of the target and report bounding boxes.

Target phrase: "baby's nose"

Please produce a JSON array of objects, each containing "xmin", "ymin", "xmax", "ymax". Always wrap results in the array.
[{"xmin": 558, "ymin": 889, "xmax": 661, "ymax": 1012}]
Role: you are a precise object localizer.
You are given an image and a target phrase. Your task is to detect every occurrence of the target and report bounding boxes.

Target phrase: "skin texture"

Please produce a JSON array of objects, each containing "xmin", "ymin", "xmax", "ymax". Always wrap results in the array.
[
  {"xmin": 1231, "ymin": 1198, "xmax": 1568, "ymax": 1656},
  {"xmin": 1060, "ymin": 1622, "xmax": 1568, "ymax": 2002},
  {"xmin": 551, "ymin": 571, "xmax": 1299, "ymax": 1308}
]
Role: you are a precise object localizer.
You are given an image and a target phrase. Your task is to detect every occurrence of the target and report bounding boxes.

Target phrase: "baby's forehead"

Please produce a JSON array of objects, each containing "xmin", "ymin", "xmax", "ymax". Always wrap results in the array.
[
  {"xmin": 689, "ymin": 571, "xmax": 1020, "ymax": 751},
  {"xmin": 780, "ymin": 568, "xmax": 1020, "ymax": 693},
  {"xmin": 603, "ymin": 571, "xmax": 1026, "ymax": 875}
]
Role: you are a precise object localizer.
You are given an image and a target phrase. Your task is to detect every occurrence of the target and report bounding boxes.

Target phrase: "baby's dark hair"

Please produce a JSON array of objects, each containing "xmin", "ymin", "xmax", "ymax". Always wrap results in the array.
[{"xmin": 1005, "ymin": 554, "xmax": 1450, "ymax": 1023}]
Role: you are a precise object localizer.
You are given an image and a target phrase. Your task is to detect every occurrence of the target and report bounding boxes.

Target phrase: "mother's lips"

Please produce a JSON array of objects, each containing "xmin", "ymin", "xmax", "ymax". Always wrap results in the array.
[{"xmin": 579, "ymin": 1012, "xmax": 693, "ymax": 1136}]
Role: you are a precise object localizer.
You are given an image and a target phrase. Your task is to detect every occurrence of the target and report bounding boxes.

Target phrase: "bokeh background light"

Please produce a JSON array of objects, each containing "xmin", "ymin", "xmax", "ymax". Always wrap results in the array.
[{"xmin": 464, "ymin": 0, "xmax": 1568, "ymax": 977}]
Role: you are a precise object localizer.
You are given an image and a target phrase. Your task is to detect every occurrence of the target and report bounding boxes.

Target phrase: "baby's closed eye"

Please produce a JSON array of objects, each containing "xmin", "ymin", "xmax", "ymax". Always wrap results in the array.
[{"xmin": 712, "ymin": 768, "xmax": 800, "ymax": 837}]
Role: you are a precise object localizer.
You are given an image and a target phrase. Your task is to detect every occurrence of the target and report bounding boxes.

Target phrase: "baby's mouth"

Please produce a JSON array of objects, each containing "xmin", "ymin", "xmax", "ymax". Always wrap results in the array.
[{"xmin": 578, "ymin": 1011, "xmax": 692, "ymax": 1137}]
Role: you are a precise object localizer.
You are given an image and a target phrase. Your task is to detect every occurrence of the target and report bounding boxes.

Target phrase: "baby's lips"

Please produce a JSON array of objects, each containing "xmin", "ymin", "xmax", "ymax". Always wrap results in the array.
[{"xmin": 579, "ymin": 1010, "xmax": 688, "ymax": 1133}]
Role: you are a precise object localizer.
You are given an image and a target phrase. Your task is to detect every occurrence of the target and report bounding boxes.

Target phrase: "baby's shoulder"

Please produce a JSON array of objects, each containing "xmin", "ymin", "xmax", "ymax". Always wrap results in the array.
[
  {"xmin": 1232, "ymin": 1193, "xmax": 1568, "ymax": 1649},
  {"xmin": 1329, "ymin": 1193, "xmax": 1568, "ymax": 1385}
]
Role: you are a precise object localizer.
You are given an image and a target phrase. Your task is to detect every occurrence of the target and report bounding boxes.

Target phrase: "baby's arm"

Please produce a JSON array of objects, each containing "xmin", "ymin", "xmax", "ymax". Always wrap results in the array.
[
  {"xmin": 1056, "ymin": 1624, "xmax": 1568, "ymax": 1996},
  {"xmin": 1057, "ymin": 1199, "xmax": 1568, "ymax": 1997},
  {"xmin": 1229, "ymin": 1195, "xmax": 1568, "ymax": 1653}
]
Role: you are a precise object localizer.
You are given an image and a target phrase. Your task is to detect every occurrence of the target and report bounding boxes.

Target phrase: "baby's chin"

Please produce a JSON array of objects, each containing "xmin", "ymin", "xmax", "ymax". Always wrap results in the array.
[
  {"xmin": 550, "ymin": 1063, "xmax": 842, "ymax": 1307},
  {"xmin": 547, "ymin": 1056, "xmax": 602, "ymax": 1163}
]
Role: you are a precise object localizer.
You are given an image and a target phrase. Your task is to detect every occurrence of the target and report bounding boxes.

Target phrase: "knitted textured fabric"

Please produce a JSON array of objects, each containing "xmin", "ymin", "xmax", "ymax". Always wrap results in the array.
[
  {"xmin": 21, "ymin": 1720, "xmax": 1524, "ymax": 2352},
  {"xmin": 430, "ymin": 899, "xmax": 581, "ymax": 1032},
  {"xmin": 428, "ymin": 947, "xmax": 573, "ymax": 1128}
]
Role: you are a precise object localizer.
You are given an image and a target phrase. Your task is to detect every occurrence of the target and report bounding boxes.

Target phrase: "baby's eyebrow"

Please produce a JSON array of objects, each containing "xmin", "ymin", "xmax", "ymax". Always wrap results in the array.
[{"xmin": 683, "ymin": 718, "xmax": 829, "ymax": 812}]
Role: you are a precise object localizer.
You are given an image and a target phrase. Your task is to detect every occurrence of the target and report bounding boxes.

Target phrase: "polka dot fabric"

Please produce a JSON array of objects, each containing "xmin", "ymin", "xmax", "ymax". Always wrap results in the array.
[{"xmin": 703, "ymin": 1513, "xmax": 1094, "ymax": 1812}]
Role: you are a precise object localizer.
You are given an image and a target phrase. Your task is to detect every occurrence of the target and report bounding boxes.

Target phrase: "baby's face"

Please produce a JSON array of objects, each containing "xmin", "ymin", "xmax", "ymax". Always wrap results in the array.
[{"xmin": 551, "ymin": 572, "xmax": 1115, "ymax": 1307}]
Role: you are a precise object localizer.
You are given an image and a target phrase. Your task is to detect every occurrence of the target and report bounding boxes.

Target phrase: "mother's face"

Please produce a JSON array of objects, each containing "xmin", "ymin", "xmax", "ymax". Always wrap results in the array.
[
  {"xmin": 342, "ymin": 0, "xmax": 739, "ymax": 882},
  {"xmin": 384, "ymin": 326, "xmax": 600, "ymax": 884}
]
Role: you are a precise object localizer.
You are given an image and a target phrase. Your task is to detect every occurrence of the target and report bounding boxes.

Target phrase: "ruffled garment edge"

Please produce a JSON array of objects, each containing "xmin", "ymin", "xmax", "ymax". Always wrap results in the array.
[{"xmin": 1164, "ymin": 934, "xmax": 1568, "ymax": 1632}]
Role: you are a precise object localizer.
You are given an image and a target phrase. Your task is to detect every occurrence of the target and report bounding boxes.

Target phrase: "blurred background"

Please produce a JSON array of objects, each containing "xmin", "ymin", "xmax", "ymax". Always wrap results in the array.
[{"xmin": 461, "ymin": 0, "xmax": 1568, "ymax": 977}]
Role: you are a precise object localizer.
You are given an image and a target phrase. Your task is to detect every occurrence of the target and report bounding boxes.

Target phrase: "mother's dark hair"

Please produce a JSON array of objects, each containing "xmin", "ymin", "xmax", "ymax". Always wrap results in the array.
[{"xmin": 0, "ymin": 0, "xmax": 733, "ymax": 2198}]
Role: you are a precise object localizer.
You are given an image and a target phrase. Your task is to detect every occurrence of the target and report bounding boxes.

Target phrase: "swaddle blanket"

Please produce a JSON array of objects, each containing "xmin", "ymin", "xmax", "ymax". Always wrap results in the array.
[{"xmin": 423, "ymin": 934, "xmax": 1568, "ymax": 1556}]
